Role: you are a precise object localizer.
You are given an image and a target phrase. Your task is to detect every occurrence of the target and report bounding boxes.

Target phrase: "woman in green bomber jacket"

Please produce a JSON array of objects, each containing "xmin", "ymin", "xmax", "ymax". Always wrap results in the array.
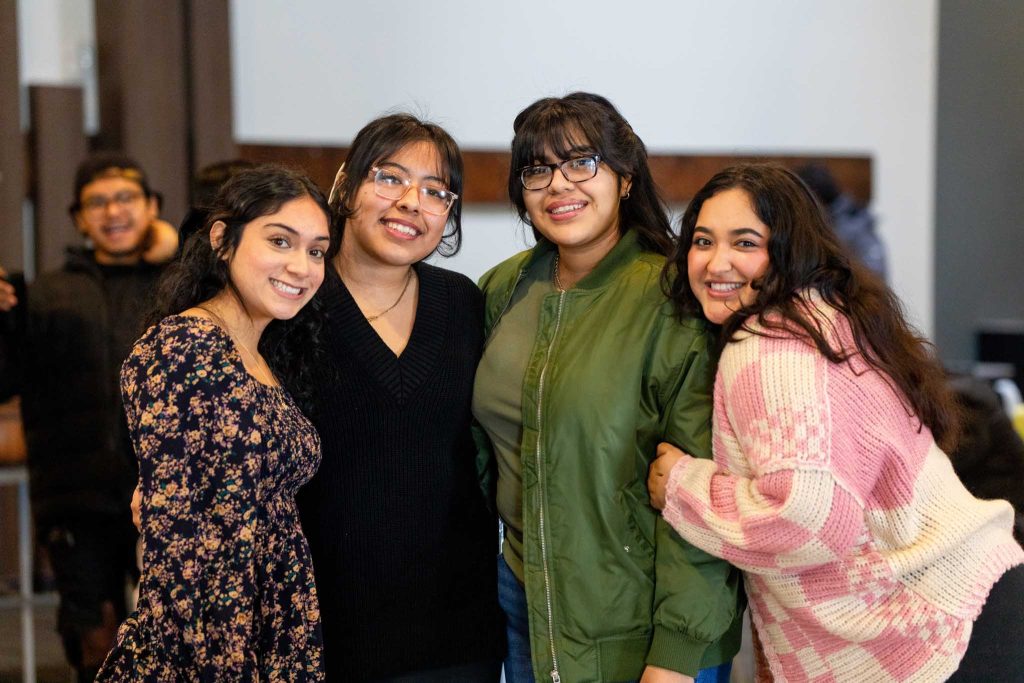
[{"xmin": 473, "ymin": 93, "xmax": 743, "ymax": 683}]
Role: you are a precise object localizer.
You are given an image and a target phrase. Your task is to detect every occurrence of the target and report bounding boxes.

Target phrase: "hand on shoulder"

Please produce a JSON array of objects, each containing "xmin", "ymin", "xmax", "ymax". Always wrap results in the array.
[{"xmin": 142, "ymin": 218, "xmax": 179, "ymax": 265}]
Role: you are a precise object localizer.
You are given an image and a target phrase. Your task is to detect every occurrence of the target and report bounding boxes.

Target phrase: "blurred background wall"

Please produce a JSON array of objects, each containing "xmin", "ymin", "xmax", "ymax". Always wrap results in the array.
[
  {"xmin": 934, "ymin": 0, "xmax": 1024, "ymax": 364},
  {"xmin": 230, "ymin": 1, "xmax": 940, "ymax": 336},
  {"xmin": 8, "ymin": 0, "xmax": 1023, "ymax": 379},
  {"xmin": 16, "ymin": 0, "xmax": 942, "ymax": 332}
]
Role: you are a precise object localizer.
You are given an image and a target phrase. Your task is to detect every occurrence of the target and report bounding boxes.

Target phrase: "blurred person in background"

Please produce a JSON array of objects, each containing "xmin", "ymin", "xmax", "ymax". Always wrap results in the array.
[
  {"xmin": 7, "ymin": 153, "xmax": 176, "ymax": 682},
  {"xmin": 797, "ymin": 162, "xmax": 887, "ymax": 280},
  {"xmin": 177, "ymin": 159, "xmax": 256, "ymax": 254}
]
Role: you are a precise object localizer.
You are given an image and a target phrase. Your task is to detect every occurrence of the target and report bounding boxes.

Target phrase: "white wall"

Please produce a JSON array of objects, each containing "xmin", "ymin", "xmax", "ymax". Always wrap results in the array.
[
  {"xmin": 232, "ymin": 0, "xmax": 939, "ymax": 334},
  {"xmin": 16, "ymin": 0, "xmax": 98, "ymax": 132}
]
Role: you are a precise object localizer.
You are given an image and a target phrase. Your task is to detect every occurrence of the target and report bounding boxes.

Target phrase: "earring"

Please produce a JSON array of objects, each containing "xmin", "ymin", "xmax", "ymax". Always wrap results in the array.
[
  {"xmin": 328, "ymin": 162, "xmax": 346, "ymax": 204},
  {"xmin": 621, "ymin": 191, "xmax": 630, "ymax": 200}
]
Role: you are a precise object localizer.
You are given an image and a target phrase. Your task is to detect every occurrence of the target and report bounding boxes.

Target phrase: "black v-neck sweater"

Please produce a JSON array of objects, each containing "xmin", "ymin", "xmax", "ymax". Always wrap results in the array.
[{"xmin": 297, "ymin": 263, "xmax": 504, "ymax": 681}]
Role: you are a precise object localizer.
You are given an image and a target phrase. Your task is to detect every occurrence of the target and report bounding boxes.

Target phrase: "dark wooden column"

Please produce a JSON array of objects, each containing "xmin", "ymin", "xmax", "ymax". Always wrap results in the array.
[
  {"xmin": 186, "ymin": 0, "xmax": 236, "ymax": 170},
  {"xmin": 0, "ymin": 0, "xmax": 25, "ymax": 272},
  {"xmin": 28, "ymin": 86, "xmax": 89, "ymax": 273},
  {"xmin": 94, "ymin": 0, "xmax": 190, "ymax": 224}
]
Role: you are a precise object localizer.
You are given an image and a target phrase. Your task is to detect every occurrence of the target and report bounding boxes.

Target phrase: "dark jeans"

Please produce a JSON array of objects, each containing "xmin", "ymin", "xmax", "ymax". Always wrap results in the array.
[
  {"xmin": 498, "ymin": 554, "xmax": 733, "ymax": 683},
  {"xmin": 947, "ymin": 563, "xmax": 1024, "ymax": 682},
  {"xmin": 498, "ymin": 554, "xmax": 534, "ymax": 683}
]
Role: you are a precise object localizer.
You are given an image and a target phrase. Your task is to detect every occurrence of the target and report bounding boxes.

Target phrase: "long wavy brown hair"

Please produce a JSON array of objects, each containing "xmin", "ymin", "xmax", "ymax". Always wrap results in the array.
[{"xmin": 664, "ymin": 163, "xmax": 960, "ymax": 450}]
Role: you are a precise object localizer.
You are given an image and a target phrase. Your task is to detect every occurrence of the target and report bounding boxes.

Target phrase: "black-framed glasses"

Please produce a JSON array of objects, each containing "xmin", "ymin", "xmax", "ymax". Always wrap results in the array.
[
  {"xmin": 519, "ymin": 155, "xmax": 602, "ymax": 190},
  {"xmin": 370, "ymin": 166, "xmax": 458, "ymax": 216},
  {"xmin": 80, "ymin": 190, "xmax": 144, "ymax": 215}
]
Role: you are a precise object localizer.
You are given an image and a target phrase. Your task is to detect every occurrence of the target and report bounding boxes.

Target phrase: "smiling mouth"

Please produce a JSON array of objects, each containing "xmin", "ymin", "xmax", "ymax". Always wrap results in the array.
[
  {"xmin": 382, "ymin": 219, "xmax": 420, "ymax": 237},
  {"xmin": 548, "ymin": 202, "xmax": 586, "ymax": 215},
  {"xmin": 708, "ymin": 282, "xmax": 744, "ymax": 293},
  {"xmin": 270, "ymin": 278, "xmax": 303, "ymax": 296}
]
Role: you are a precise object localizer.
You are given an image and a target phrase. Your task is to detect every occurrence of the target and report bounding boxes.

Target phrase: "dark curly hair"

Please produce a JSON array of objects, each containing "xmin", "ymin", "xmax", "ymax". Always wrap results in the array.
[
  {"xmin": 148, "ymin": 164, "xmax": 336, "ymax": 412},
  {"xmin": 664, "ymin": 163, "xmax": 960, "ymax": 451},
  {"xmin": 508, "ymin": 92, "xmax": 673, "ymax": 256},
  {"xmin": 328, "ymin": 113, "xmax": 464, "ymax": 257}
]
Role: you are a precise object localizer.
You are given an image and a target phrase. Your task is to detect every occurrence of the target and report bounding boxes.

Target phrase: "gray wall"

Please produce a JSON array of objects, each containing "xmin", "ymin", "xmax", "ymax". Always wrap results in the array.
[{"xmin": 935, "ymin": 1, "xmax": 1024, "ymax": 363}]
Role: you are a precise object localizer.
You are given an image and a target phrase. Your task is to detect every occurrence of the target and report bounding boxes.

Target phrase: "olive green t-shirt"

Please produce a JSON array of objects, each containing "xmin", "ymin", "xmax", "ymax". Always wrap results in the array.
[{"xmin": 472, "ymin": 265, "xmax": 555, "ymax": 583}]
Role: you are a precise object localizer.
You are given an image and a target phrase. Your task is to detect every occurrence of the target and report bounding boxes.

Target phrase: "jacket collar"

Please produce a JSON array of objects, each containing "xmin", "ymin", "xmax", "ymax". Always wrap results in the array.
[{"xmin": 522, "ymin": 228, "xmax": 643, "ymax": 292}]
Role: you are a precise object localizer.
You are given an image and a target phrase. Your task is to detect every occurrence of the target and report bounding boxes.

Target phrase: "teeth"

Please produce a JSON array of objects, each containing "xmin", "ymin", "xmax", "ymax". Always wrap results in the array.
[
  {"xmin": 550, "ymin": 203, "xmax": 585, "ymax": 215},
  {"xmin": 709, "ymin": 282, "xmax": 743, "ymax": 292},
  {"xmin": 271, "ymin": 279, "xmax": 301, "ymax": 295},
  {"xmin": 384, "ymin": 221, "xmax": 417, "ymax": 236}
]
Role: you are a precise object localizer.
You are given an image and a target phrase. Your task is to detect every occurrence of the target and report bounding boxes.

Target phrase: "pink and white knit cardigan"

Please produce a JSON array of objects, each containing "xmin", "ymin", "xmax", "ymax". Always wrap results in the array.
[{"xmin": 663, "ymin": 302, "xmax": 1023, "ymax": 682}]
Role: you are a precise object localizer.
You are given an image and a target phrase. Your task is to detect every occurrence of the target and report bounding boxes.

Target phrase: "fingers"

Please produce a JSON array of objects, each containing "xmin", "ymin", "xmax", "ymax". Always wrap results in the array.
[
  {"xmin": 649, "ymin": 443, "xmax": 692, "ymax": 511},
  {"xmin": 0, "ymin": 283, "xmax": 16, "ymax": 311},
  {"xmin": 142, "ymin": 219, "xmax": 179, "ymax": 265},
  {"xmin": 656, "ymin": 441, "xmax": 686, "ymax": 458},
  {"xmin": 130, "ymin": 484, "xmax": 142, "ymax": 532},
  {"xmin": 647, "ymin": 465, "xmax": 666, "ymax": 510},
  {"xmin": 0, "ymin": 269, "xmax": 16, "ymax": 311}
]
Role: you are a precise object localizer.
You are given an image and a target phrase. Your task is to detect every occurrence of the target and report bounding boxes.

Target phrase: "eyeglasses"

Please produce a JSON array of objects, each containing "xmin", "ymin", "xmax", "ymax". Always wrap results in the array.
[
  {"xmin": 520, "ymin": 155, "xmax": 602, "ymax": 190},
  {"xmin": 370, "ymin": 166, "xmax": 458, "ymax": 216},
  {"xmin": 80, "ymin": 190, "xmax": 144, "ymax": 215}
]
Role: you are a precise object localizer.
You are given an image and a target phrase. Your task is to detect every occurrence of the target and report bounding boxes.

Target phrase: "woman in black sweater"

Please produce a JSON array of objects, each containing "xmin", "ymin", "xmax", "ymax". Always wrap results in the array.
[{"xmin": 291, "ymin": 114, "xmax": 504, "ymax": 682}]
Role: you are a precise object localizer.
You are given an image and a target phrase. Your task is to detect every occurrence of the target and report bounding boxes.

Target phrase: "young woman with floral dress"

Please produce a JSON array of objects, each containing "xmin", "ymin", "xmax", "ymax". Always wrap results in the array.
[{"xmin": 97, "ymin": 165, "xmax": 333, "ymax": 681}]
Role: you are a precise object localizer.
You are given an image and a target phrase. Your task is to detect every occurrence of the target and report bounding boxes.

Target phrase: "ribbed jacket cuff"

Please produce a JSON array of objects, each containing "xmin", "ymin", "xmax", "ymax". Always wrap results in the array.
[{"xmin": 646, "ymin": 625, "xmax": 710, "ymax": 677}]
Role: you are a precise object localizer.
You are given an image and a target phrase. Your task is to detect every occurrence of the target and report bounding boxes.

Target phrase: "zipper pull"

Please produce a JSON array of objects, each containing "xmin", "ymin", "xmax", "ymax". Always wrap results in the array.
[{"xmin": 551, "ymin": 671, "xmax": 561, "ymax": 683}]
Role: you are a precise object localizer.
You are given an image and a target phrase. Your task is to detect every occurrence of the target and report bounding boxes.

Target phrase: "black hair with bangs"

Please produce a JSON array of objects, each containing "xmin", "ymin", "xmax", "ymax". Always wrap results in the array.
[
  {"xmin": 507, "ymin": 92, "xmax": 673, "ymax": 255},
  {"xmin": 330, "ymin": 113, "xmax": 464, "ymax": 257}
]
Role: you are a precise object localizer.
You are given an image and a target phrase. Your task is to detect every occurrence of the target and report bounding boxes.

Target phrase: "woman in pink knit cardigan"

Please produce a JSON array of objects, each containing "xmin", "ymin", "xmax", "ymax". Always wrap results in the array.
[{"xmin": 648, "ymin": 163, "xmax": 1024, "ymax": 682}]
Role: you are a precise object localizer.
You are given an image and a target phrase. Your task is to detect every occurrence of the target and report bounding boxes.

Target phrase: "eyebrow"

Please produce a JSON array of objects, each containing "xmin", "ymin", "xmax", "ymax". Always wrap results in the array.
[
  {"xmin": 694, "ymin": 226, "xmax": 766, "ymax": 238},
  {"xmin": 378, "ymin": 161, "xmax": 447, "ymax": 186},
  {"xmin": 263, "ymin": 223, "xmax": 330, "ymax": 241}
]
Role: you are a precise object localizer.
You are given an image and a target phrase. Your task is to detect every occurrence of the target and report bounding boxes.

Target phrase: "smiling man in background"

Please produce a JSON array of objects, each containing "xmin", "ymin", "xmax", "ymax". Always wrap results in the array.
[{"xmin": 16, "ymin": 153, "xmax": 173, "ymax": 682}]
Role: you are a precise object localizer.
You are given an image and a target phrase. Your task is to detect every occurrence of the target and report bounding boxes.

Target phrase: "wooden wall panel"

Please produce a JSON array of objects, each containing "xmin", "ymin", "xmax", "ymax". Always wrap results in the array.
[
  {"xmin": 95, "ymin": 0, "xmax": 190, "ymax": 224},
  {"xmin": 186, "ymin": 0, "xmax": 236, "ymax": 171},
  {"xmin": 29, "ymin": 86, "xmax": 89, "ymax": 274},
  {"xmin": 0, "ymin": 0, "xmax": 25, "ymax": 272},
  {"xmin": 238, "ymin": 144, "xmax": 872, "ymax": 206}
]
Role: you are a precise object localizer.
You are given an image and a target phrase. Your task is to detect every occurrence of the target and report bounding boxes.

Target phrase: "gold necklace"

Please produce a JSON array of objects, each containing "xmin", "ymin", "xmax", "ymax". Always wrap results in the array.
[
  {"xmin": 365, "ymin": 268, "xmax": 415, "ymax": 322},
  {"xmin": 553, "ymin": 253, "xmax": 566, "ymax": 292},
  {"xmin": 197, "ymin": 304, "xmax": 266, "ymax": 371}
]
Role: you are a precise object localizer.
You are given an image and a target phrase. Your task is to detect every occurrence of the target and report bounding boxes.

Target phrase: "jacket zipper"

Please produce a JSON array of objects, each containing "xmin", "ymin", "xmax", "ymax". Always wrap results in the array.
[{"xmin": 535, "ymin": 289, "xmax": 566, "ymax": 683}]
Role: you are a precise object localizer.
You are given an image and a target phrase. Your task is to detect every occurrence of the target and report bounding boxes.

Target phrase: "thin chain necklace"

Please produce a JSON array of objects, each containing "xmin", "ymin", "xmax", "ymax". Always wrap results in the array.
[
  {"xmin": 365, "ymin": 268, "xmax": 415, "ymax": 323},
  {"xmin": 553, "ymin": 253, "xmax": 566, "ymax": 292},
  {"xmin": 197, "ymin": 304, "xmax": 267, "ymax": 373}
]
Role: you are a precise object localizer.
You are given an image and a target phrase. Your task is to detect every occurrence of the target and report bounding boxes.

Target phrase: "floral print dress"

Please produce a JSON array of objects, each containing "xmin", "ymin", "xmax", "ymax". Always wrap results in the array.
[{"xmin": 97, "ymin": 316, "xmax": 325, "ymax": 682}]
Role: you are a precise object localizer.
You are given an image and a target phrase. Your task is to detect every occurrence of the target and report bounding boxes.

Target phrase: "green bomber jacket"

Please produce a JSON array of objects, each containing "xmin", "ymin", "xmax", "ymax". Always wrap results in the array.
[{"xmin": 476, "ymin": 229, "xmax": 743, "ymax": 682}]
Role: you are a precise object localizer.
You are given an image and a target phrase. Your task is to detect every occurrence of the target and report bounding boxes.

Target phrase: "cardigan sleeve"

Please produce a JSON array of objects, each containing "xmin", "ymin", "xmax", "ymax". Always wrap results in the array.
[{"xmin": 661, "ymin": 330, "xmax": 869, "ymax": 575}]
